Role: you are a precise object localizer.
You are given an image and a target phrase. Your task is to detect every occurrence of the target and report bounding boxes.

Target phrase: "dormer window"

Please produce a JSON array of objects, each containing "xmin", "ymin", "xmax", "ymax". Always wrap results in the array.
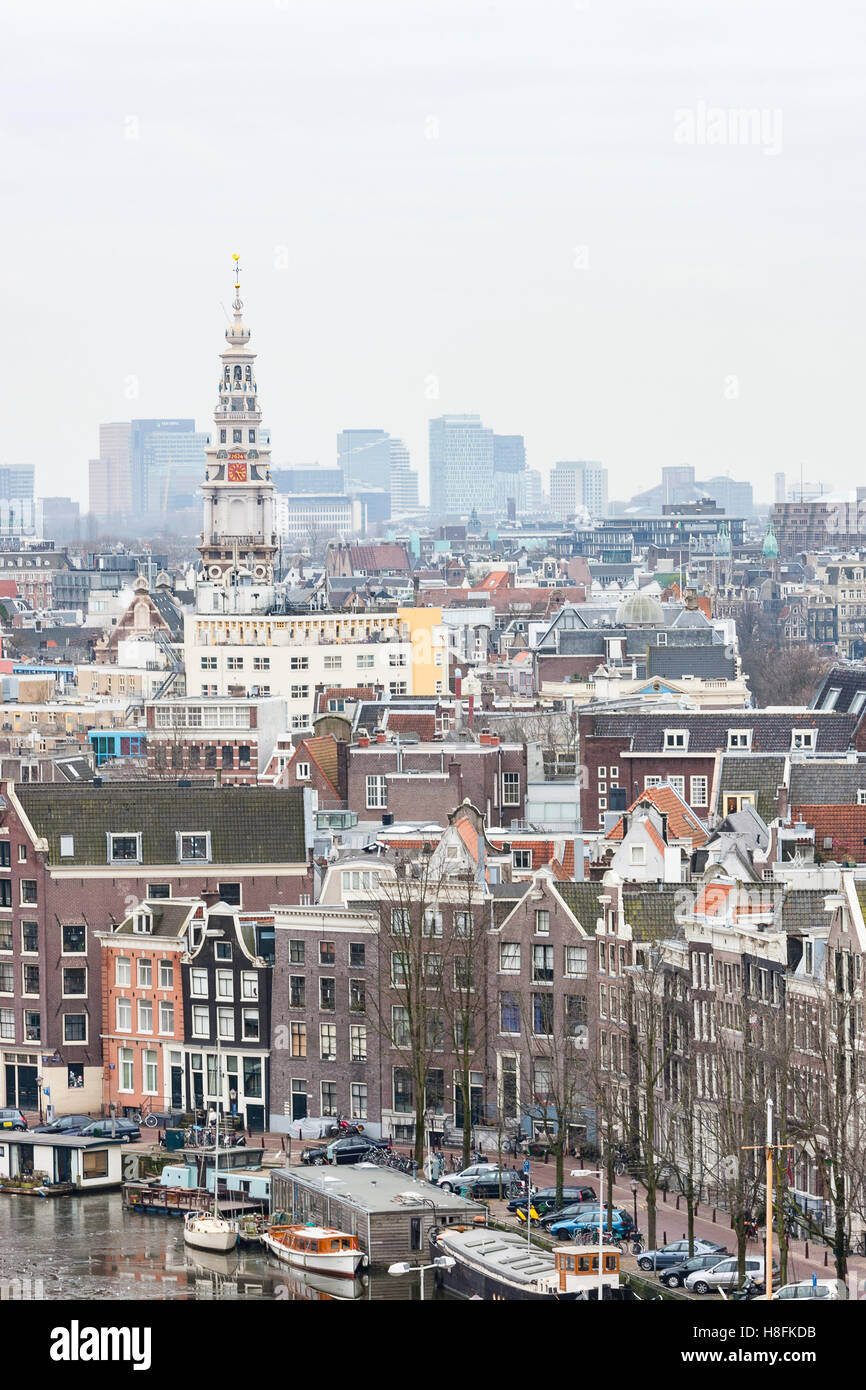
[
  {"xmin": 727, "ymin": 730, "xmax": 752, "ymax": 750},
  {"xmin": 822, "ymin": 687, "xmax": 842, "ymax": 711},
  {"xmin": 791, "ymin": 730, "xmax": 816, "ymax": 751},
  {"xmin": 850, "ymin": 691, "xmax": 866, "ymax": 716},
  {"xmin": 108, "ymin": 833, "xmax": 142, "ymax": 864},
  {"xmin": 133, "ymin": 911, "xmax": 152, "ymax": 934},
  {"xmin": 858, "ymin": 791, "xmax": 866, "ymax": 806},
  {"xmin": 177, "ymin": 832, "xmax": 211, "ymax": 863},
  {"xmin": 664, "ymin": 729, "xmax": 688, "ymax": 750}
]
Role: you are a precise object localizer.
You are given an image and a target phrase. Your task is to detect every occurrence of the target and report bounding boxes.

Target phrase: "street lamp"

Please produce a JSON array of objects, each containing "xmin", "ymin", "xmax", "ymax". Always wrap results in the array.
[
  {"xmin": 572, "ymin": 1166, "xmax": 606, "ymax": 1303},
  {"xmin": 631, "ymin": 1178, "xmax": 639, "ymax": 1234},
  {"xmin": 388, "ymin": 1256, "xmax": 455, "ymax": 1301}
]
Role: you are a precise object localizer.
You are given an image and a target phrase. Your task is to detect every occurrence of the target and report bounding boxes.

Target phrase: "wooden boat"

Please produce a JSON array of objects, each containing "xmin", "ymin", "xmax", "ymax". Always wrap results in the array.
[
  {"xmin": 183, "ymin": 1210, "xmax": 238, "ymax": 1253},
  {"xmin": 261, "ymin": 1223, "xmax": 367, "ymax": 1278},
  {"xmin": 430, "ymin": 1227, "xmax": 638, "ymax": 1301}
]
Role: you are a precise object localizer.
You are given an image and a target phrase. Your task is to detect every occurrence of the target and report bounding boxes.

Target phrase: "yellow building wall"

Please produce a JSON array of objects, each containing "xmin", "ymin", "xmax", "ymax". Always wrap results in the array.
[{"xmin": 398, "ymin": 606, "xmax": 443, "ymax": 697}]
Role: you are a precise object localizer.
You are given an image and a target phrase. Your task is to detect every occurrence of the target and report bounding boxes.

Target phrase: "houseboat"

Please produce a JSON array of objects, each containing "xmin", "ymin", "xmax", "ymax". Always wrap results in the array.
[
  {"xmin": 262, "ymin": 1223, "xmax": 367, "ymax": 1278},
  {"xmin": 430, "ymin": 1228, "xmax": 638, "ymax": 1301}
]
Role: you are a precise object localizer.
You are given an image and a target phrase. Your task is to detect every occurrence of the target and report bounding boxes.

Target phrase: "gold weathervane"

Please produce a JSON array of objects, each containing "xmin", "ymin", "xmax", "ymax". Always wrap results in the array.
[{"xmin": 232, "ymin": 252, "xmax": 241, "ymax": 291}]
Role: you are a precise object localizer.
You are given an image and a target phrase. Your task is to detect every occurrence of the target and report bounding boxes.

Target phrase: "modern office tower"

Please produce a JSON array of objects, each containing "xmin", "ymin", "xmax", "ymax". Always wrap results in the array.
[
  {"xmin": 0, "ymin": 465, "xmax": 37, "ymax": 536},
  {"xmin": 272, "ymin": 465, "xmax": 345, "ymax": 493},
  {"xmin": 0, "ymin": 465, "xmax": 35, "ymax": 505},
  {"xmin": 40, "ymin": 496, "xmax": 81, "ymax": 541},
  {"xmin": 525, "ymin": 469, "xmax": 544, "ymax": 514},
  {"xmin": 774, "ymin": 472, "xmax": 787, "ymax": 505},
  {"xmin": 196, "ymin": 260, "xmax": 277, "ymax": 607},
  {"xmin": 492, "ymin": 434, "xmax": 527, "ymax": 516},
  {"xmin": 661, "ymin": 465, "xmax": 696, "ymax": 507},
  {"xmin": 389, "ymin": 440, "xmax": 420, "ymax": 512},
  {"xmin": 550, "ymin": 460, "xmax": 608, "ymax": 520},
  {"xmin": 129, "ymin": 419, "xmax": 208, "ymax": 519},
  {"xmin": 428, "ymin": 414, "xmax": 495, "ymax": 519},
  {"xmin": 337, "ymin": 429, "xmax": 393, "ymax": 490},
  {"xmin": 700, "ymin": 475, "xmax": 755, "ymax": 518},
  {"xmin": 89, "ymin": 422, "xmax": 132, "ymax": 520},
  {"xmin": 275, "ymin": 493, "xmax": 364, "ymax": 542}
]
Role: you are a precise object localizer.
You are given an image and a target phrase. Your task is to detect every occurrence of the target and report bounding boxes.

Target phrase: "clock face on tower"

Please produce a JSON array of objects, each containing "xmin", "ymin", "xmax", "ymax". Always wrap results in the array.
[{"xmin": 227, "ymin": 461, "xmax": 247, "ymax": 483}]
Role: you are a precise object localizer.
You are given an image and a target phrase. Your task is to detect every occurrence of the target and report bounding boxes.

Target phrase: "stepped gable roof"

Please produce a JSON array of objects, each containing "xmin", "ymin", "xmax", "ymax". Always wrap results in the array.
[
  {"xmin": 716, "ymin": 754, "xmax": 787, "ymax": 823},
  {"xmin": 585, "ymin": 712, "xmax": 858, "ymax": 753},
  {"xmin": 606, "ymin": 784, "xmax": 708, "ymax": 846},
  {"xmin": 788, "ymin": 761, "xmax": 866, "ymax": 805},
  {"xmin": 14, "ymin": 784, "xmax": 307, "ymax": 866}
]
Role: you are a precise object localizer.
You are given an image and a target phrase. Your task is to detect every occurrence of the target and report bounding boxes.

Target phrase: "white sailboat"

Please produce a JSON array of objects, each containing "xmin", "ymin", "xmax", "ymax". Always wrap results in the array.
[{"xmin": 184, "ymin": 957, "xmax": 238, "ymax": 1256}]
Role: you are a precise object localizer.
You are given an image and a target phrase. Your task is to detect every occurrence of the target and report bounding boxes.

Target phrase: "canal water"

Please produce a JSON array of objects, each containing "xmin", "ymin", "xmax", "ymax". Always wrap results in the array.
[{"xmin": 0, "ymin": 1193, "xmax": 451, "ymax": 1301}]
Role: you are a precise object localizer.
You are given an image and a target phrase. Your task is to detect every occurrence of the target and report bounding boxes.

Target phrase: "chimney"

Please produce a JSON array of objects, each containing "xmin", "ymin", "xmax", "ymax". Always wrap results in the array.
[
  {"xmin": 376, "ymin": 732, "xmax": 387, "ymax": 744},
  {"xmin": 467, "ymin": 694, "xmax": 475, "ymax": 731},
  {"xmin": 479, "ymin": 732, "xmax": 500, "ymax": 747},
  {"xmin": 201, "ymin": 888, "xmax": 221, "ymax": 909},
  {"xmin": 454, "ymin": 668, "xmax": 463, "ymax": 697},
  {"xmin": 357, "ymin": 734, "xmax": 370, "ymax": 748}
]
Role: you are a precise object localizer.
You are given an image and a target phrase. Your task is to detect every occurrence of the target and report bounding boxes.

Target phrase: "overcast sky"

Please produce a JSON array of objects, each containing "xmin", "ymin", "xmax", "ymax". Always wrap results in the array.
[{"xmin": 3, "ymin": 0, "xmax": 865, "ymax": 508}]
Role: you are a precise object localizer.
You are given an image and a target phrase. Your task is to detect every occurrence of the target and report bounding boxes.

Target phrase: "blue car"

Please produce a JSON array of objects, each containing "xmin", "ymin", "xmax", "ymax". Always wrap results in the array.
[{"xmin": 548, "ymin": 1206, "xmax": 634, "ymax": 1241}]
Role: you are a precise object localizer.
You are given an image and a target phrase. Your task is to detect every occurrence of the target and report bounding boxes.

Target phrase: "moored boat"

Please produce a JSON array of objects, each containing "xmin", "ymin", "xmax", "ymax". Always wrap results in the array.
[
  {"xmin": 262, "ymin": 1223, "xmax": 367, "ymax": 1278},
  {"xmin": 430, "ymin": 1227, "xmax": 638, "ymax": 1301},
  {"xmin": 183, "ymin": 1210, "xmax": 239, "ymax": 1253}
]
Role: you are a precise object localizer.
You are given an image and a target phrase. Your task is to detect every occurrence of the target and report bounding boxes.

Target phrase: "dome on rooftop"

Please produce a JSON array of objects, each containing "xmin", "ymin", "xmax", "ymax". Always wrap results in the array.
[{"xmin": 615, "ymin": 591, "xmax": 664, "ymax": 626}]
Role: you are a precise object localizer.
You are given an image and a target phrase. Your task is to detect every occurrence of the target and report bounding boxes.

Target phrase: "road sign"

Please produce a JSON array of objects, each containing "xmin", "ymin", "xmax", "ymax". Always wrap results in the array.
[{"xmin": 523, "ymin": 1159, "xmax": 530, "ymax": 1175}]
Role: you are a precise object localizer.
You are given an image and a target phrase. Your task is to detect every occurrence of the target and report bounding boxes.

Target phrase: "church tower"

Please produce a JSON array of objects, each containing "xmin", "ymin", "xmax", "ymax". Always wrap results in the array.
[{"xmin": 197, "ymin": 256, "xmax": 277, "ymax": 608}]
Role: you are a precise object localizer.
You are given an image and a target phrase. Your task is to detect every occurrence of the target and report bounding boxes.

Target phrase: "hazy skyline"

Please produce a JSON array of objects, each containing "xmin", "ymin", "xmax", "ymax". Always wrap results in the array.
[{"xmin": 3, "ymin": 0, "xmax": 865, "ymax": 509}]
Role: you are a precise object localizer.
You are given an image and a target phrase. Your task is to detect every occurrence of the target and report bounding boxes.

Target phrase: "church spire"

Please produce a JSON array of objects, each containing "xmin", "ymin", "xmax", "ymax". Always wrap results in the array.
[{"xmin": 196, "ymin": 257, "xmax": 277, "ymax": 609}]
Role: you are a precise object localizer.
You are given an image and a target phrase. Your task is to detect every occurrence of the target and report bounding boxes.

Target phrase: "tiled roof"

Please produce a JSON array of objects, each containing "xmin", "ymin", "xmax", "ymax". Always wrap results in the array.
[
  {"xmin": 716, "ymin": 754, "xmax": 786, "ymax": 823},
  {"xmin": 553, "ymin": 882, "xmax": 602, "ymax": 931},
  {"xmin": 387, "ymin": 712, "xmax": 437, "ymax": 739},
  {"xmin": 621, "ymin": 885, "xmax": 684, "ymax": 942},
  {"xmin": 347, "ymin": 544, "xmax": 412, "ymax": 572},
  {"xmin": 314, "ymin": 686, "xmax": 379, "ymax": 713},
  {"xmin": 586, "ymin": 712, "xmax": 858, "ymax": 753},
  {"xmin": 112, "ymin": 899, "xmax": 201, "ymax": 938},
  {"xmin": 15, "ymin": 784, "xmax": 307, "ymax": 867},
  {"xmin": 606, "ymin": 785, "xmax": 708, "ymax": 846},
  {"xmin": 299, "ymin": 736, "xmax": 340, "ymax": 796},
  {"xmin": 790, "ymin": 805, "xmax": 866, "ymax": 863},
  {"xmin": 788, "ymin": 762, "xmax": 866, "ymax": 805},
  {"xmin": 810, "ymin": 665, "xmax": 866, "ymax": 715},
  {"xmin": 775, "ymin": 888, "xmax": 832, "ymax": 936}
]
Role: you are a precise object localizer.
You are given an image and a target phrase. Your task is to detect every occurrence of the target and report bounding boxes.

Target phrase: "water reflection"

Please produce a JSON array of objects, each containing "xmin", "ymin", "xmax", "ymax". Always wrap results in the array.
[{"xmin": 0, "ymin": 1193, "xmax": 450, "ymax": 1300}]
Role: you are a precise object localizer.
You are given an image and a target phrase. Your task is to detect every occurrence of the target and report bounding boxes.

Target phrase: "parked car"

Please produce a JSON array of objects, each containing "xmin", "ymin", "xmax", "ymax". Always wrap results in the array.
[
  {"xmin": 506, "ymin": 1184, "xmax": 596, "ymax": 1214},
  {"xmin": 756, "ymin": 1278, "xmax": 848, "ymax": 1301},
  {"xmin": 685, "ymin": 1255, "xmax": 779, "ymax": 1295},
  {"xmin": 32, "ymin": 1114, "xmax": 93, "ymax": 1135},
  {"xmin": 548, "ymin": 1207, "xmax": 634, "ymax": 1240},
  {"xmin": 437, "ymin": 1163, "xmax": 519, "ymax": 1197},
  {"xmin": 637, "ymin": 1238, "xmax": 727, "ymax": 1272},
  {"xmin": 0, "ymin": 1107, "xmax": 27, "ymax": 1131},
  {"xmin": 325, "ymin": 1134, "xmax": 391, "ymax": 1164},
  {"xmin": 300, "ymin": 1143, "xmax": 330, "ymax": 1166},
  {"xmin": 77, "ymin": 1117, "xmax": 141, "ymax": 1143},
  {"xmin": 658, "ymin": 1252, "xmax": 732, "ymax": 1289},
  {"xmin": 537, "ymin": 1201, "xmax": 601, "ymax": 1229}
]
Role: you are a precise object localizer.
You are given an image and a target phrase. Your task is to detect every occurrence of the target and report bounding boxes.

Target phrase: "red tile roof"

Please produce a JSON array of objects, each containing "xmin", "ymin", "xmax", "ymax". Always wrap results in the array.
[
  {"xmin": 790, "ymin": 805, "xmax": 866, "ymax": 862},
  {"xmin": 606, "ymin": 785, "xmax": 708, "ymax": 846}
]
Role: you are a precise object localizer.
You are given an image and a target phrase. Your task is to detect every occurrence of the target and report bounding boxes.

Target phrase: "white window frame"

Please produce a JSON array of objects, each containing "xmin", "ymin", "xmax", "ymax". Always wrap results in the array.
[
  {"xmin": 177, "ymin": 831, "xmax": 211, "ymax": 863},
  {"xmin": 663, "ymin": 729, "xmax": 688, "ymax": 750},
  {"xmin": 107, "ymin": 832, "xmax": 142, "ymax": 865},
  {"xmin": 690, "ymin": 775, "xmax": 708, "ymax": 807},
  {"xmin": 295, "ymin": 762, "xmax": 311, "ymax": 780}
]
